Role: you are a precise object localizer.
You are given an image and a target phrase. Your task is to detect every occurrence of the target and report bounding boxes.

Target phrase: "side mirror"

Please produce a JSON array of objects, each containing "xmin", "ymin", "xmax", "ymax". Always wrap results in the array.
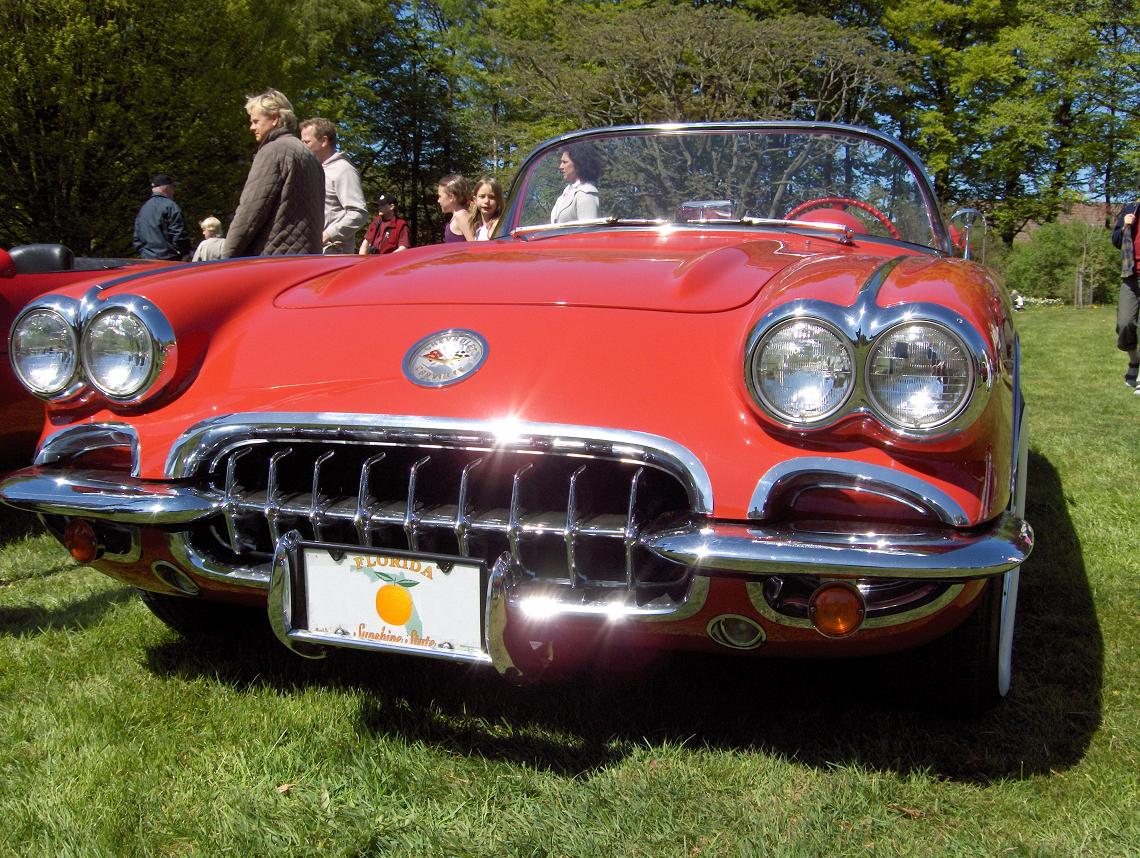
[
  {"xmin": 948, "ymin": 209, "xmax": 986, "ymax": 260},
  {"xmin": 0, "ymin": 248, "xmax": 15, "ymax": 278}
]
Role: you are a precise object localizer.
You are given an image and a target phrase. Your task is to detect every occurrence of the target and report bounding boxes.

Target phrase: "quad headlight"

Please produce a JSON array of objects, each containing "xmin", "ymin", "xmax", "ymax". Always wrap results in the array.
[
  {"xmin": 745, "ymin": 307, "xmax": 985, "ymax": 437},
  {"xmin": 748, "ymin": 319, "xmax": 854, "ymax": 424},
  {"xmin": 10, "ymin": 296, "xmax": 175, "ymax": 403},
  {"xmin": 81, "ymin": 308, "xmax": 157, "ymax": 399},
  {"xmin": 10, "ymin": 308, "xmax": 79, "ymax": 396},
  {"xmin": 866, "ymin": 322, "xmax": 973, "ymax": 429}
]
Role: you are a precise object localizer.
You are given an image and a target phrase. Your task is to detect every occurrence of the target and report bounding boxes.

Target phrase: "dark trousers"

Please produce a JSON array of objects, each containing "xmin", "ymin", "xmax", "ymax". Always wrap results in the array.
[{"xmin": 1119, "ymin": 277, "xmax": 1140, "ymax": 383}]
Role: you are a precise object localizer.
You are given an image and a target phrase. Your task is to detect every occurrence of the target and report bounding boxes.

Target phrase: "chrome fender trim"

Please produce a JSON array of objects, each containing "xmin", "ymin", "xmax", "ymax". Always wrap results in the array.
[
  {"xmin": 35, "ymin": 423, "xmax": 140, "ymax": 477},
  {"xmin": 749, "ymin": 457, "xmax": 969, "ymax": 525}
]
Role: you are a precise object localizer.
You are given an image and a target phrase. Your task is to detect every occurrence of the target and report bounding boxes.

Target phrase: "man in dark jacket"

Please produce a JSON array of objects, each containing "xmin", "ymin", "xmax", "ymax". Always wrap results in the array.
[
  {"xmin": 1110, "ymin": 202, "xmax": 1140, "ymax": 391},
  {"xmin": 132, "ymin": 174, "xmax": 191, "ymax": 260},
  {"xmin": 223, "ymin": 89, "xmax": 324, "ymax": 257}
]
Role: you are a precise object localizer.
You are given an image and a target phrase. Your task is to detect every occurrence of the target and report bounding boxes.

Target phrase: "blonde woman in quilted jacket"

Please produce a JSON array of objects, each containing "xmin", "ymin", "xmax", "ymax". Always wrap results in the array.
[{"xmin": 223, "ymin": 89, "xmax": 325, "ymax": 257}]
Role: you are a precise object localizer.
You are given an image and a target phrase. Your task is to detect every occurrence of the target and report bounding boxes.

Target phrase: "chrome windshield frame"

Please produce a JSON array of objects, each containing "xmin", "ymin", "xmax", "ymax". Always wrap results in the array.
[{"xmin": 500, "ymin": 121, "xmax": 949, "ymax": 253}]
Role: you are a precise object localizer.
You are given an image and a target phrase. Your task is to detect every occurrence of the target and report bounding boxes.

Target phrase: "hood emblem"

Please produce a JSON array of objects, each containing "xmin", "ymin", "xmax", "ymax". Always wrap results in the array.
[{"xmin": 403, "ymin": 329, "xmax": 488, "ymax": 387}]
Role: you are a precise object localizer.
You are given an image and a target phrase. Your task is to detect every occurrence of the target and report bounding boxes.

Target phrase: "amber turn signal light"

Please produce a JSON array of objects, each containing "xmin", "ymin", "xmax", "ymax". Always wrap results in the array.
[
  {"xmin": 808, "ymin": 582, "xmax": 865, "ymax": 637},
  {"xmin": 64, "ymin": 518, "xmax": 100, "ymax": 564}
]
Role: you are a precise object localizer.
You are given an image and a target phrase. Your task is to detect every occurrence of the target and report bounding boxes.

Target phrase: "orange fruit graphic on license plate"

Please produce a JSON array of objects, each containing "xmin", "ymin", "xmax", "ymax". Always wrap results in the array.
[{"xmin": 375, "ymin": 582, "xmax": 414, "ymax": 626}]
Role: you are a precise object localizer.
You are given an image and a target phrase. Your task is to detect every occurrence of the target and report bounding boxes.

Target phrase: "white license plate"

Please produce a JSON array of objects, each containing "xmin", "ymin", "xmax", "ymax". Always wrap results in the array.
[{"xmin": 298, "ymin": 545, "xmax": 486, "ymax": 659}]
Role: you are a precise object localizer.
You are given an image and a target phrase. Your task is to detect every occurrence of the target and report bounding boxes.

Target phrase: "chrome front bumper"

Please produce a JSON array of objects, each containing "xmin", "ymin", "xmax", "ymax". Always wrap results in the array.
[
  {"xmin": 266, "ymin": 536, "xmax": 698, "ymax": 679},
  {"xmin": 0, "ymin": 466, "xmax": 1033, "ymax": 584}
]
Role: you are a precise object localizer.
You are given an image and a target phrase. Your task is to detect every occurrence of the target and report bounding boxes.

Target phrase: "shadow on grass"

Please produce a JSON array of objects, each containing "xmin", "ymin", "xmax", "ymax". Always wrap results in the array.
[
  {"xmin": 0, "ymin": 585, "xmax": 136, "ymax": 636},
  {"xmin": 143, "ymin": 450, "xmax": 1100, "ymax": 784},
  {"xmin": 0, "ymin": 505, "xmax": 46, "ymax": 547}
]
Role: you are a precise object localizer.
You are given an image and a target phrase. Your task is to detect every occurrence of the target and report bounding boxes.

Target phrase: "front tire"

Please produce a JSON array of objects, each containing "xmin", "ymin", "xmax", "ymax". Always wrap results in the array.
[
  {"xmin": 137, "ymin": 589, "xmax": 264, "ymax": 640},
  {"xmin": 942, "ymin": 569, "xmax": 1018, "ymax": 715}
]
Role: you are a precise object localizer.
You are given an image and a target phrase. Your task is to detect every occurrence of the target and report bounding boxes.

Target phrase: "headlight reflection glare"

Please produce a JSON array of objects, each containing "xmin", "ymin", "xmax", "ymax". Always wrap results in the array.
[
  {"xmin": 751, "ymin": 320, "xmax": 853, "ymax": 422},
  {"xmin": 866, "ymin": 323, "xmax": 971, "ymax": 429},
  {"xmin": 11, "ymin": 309, "xmax": 77, "ymax": 396},
  {"xmin": 82, "ymin": 310, "xmax": 155, "ymax": 398}
]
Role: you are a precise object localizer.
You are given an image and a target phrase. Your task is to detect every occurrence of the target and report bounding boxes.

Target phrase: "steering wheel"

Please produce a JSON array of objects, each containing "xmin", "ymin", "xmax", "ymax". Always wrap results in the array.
[{"xmin": 786, "ymin": 196, "xmax": 900, "ymax": 240}]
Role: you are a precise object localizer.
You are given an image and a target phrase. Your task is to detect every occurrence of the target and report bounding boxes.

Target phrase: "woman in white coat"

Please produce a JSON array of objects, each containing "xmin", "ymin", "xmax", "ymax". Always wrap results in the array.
[{"xmin": 550, "ymin": 143, "xmax": 601, "ymax": 223}]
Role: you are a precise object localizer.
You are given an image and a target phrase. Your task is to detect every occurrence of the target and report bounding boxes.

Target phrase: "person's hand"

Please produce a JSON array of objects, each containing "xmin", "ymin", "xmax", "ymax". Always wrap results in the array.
[{"xmin": 1126, "ymin": 214, "xmax": 1135, "ymax": 226}]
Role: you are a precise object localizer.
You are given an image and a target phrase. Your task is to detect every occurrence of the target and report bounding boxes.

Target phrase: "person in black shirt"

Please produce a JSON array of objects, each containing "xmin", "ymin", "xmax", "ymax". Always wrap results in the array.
[{"xmin": 1111, "ymin": 202, "xmax": 1140, "ymax": 391}]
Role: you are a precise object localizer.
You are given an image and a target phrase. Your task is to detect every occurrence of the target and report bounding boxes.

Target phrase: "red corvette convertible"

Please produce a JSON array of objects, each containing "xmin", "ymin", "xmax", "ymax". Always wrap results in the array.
[{"xmin": 0, "ymin": 123, "xmax": 1031, "ymax": 711}]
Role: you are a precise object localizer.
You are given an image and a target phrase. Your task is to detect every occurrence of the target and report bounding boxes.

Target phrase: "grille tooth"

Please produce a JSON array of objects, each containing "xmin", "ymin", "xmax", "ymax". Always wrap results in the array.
[
  {"xmin": 355, "ymin": 452, "xmax": 387, "ymax": 546},
  {"xmin": 265, "ymin": 448, "xmax": 294, "ymax": 545},
  {"xmin": 404, "ymin": 456, "xmax": 431, "ymax": 552},
  {"xmin": 455, "ymin": 457, "xmax": 485, "ymax": 557},
  {"xmin": 508, "ymin": 463, "xmax": 534, "ymax": 569},
  {"xmin": 308, "ymin": 450, "xmax": 335, "ymax": 542},
  {"xmin": 565, "ymin": 465, "xmax": 588, "ymax": 587},
  {"xmin": 193, "ymin": 437, "xmax": 695, "ymax": 596},
  {"xmin": 223, "ymin": 446, "xmax": 253, "ymax": 554},
  {"xmin": 625, "ymin": 467, "xmax": 645, "ymax": 588}
]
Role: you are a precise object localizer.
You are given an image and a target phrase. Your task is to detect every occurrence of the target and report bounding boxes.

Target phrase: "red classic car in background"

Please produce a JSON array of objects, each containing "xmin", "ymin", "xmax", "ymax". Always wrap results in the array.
[
  {"xmin": 0, "ymin": 245, "xmax": 170, "ymax": 471},
  {"xmin": 0, "ymin": 123, "xmax": 1031, "ymax": 712}
]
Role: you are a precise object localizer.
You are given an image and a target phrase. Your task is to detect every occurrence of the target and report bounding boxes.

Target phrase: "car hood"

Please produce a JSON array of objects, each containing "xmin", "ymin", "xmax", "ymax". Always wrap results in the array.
[{"xmin": 274, "ymin": 233, "xmax": 804, "ymax": 313}]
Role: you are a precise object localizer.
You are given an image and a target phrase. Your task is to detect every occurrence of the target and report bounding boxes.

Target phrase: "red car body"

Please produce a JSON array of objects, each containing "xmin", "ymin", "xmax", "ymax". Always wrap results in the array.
[{"xmin": 0, "ymin": 123, "xmax": 1031, "ymax": 711}]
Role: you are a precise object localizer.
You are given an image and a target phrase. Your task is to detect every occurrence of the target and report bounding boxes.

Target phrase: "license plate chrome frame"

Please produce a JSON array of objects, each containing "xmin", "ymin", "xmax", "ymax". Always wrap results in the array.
[{"xmin": 268, "ymin": 532, "xmax": 492, "ymax": 665}]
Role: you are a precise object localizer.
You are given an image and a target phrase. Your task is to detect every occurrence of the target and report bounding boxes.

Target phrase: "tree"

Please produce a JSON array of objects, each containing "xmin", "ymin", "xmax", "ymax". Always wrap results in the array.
[
  {"xmin": 1004, "ymin": 221, "xmax": 1117, "ymax": 302},
  {"xmin": 881, "ymin": 0, "xmax": 1126, "ymax": 244},
  {"xmin": 302, "ymin": 2, "xmax": 485, "ymax": 246},
  {"xmin": 1080, "ymin": 0, "xmax": 1140, "ymax": 219},
  {"xmin": 0, "ymin": 0, "xmax": 377, "ymax": 254},
  {"xmin": 500, "ymin": 6, "xmax": 903, "ymax": 129}
]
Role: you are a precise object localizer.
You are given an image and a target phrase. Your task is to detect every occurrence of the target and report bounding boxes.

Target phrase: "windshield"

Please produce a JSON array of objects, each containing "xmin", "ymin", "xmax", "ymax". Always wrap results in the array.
[{"xmin": 507, "ymin": 125, "xmax": 943, "ymax": 249}]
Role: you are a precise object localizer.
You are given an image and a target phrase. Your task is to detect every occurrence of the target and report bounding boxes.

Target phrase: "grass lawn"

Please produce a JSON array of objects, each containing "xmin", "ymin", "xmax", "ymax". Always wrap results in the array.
[{"xmin": 0, "ymin": 307, "xmax": 1137, "ymax": 856}]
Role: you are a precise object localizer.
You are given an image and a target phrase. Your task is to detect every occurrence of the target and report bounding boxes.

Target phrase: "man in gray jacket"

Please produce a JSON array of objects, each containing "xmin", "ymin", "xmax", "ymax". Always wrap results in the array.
[
  {"xmin": 301, "ymin": 117, "xmax": 368, "ymax": 254},
  {"xmin": 223, "ymin": 90, "xmax": 324, "ymax": 257}
]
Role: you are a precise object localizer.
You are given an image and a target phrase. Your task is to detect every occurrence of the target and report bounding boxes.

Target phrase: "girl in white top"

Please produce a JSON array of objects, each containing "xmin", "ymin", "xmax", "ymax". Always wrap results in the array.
[
  {"xmin": 473, "ymin": 177, "xmax": 505, "ymax": 240},
  {"xmin": 550, "ymin": 143, "xmax": 601, "ymax": 223}
]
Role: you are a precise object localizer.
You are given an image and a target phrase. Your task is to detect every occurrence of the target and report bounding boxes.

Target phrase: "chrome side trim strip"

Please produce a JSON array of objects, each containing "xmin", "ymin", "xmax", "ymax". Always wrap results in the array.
[
  {"xmin": 643, "ymin": 512, "xmax": 1032, "ymax": 581},
  {"xmin": 163, "ymin": 413, "xmax": 713, "ymax": 515},
  {"xmin": 997, "ymin": 342, "xmax": 1029, "ymax": 696},
  {"xmin": 748, "ymin": 457, "xmax": 969, "ymax": 526}
]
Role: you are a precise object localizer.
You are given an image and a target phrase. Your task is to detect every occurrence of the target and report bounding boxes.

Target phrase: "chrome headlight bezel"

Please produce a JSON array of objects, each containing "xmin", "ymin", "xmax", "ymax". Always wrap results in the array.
[
  {"xmin": 9, "ymin": 298, "xmax": 83, "ymax": 400},
  {"xmin": 745, "ymin": 317, "xmax": 855, "ymax": 426},
  {"xmin": 743, "ymin": 298, "xmax": 994, "ymax": 441},
  {"xmin": 79, "ymin": 298, "xmax": 176, "ymax": 404}
]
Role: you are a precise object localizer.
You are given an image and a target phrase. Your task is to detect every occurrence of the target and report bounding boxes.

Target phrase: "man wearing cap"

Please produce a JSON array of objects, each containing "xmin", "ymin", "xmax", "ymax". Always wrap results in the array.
[
  {"xmin": 358, "ymin": 193, "xmax": 411, "ymax": 255},
  {"xmin": 133, "ymin": 174, "xmax": 191, "ymax": 260},
  {"xmin": 300, "ymin": 117, "xmax": 368, "ymax": 254}
]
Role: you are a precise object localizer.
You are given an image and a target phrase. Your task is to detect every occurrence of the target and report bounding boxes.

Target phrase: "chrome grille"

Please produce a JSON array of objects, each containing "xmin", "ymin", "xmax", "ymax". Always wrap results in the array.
[{"xmin": 188, "ymin": 437, "xmax": 695, "ymax": 593}]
